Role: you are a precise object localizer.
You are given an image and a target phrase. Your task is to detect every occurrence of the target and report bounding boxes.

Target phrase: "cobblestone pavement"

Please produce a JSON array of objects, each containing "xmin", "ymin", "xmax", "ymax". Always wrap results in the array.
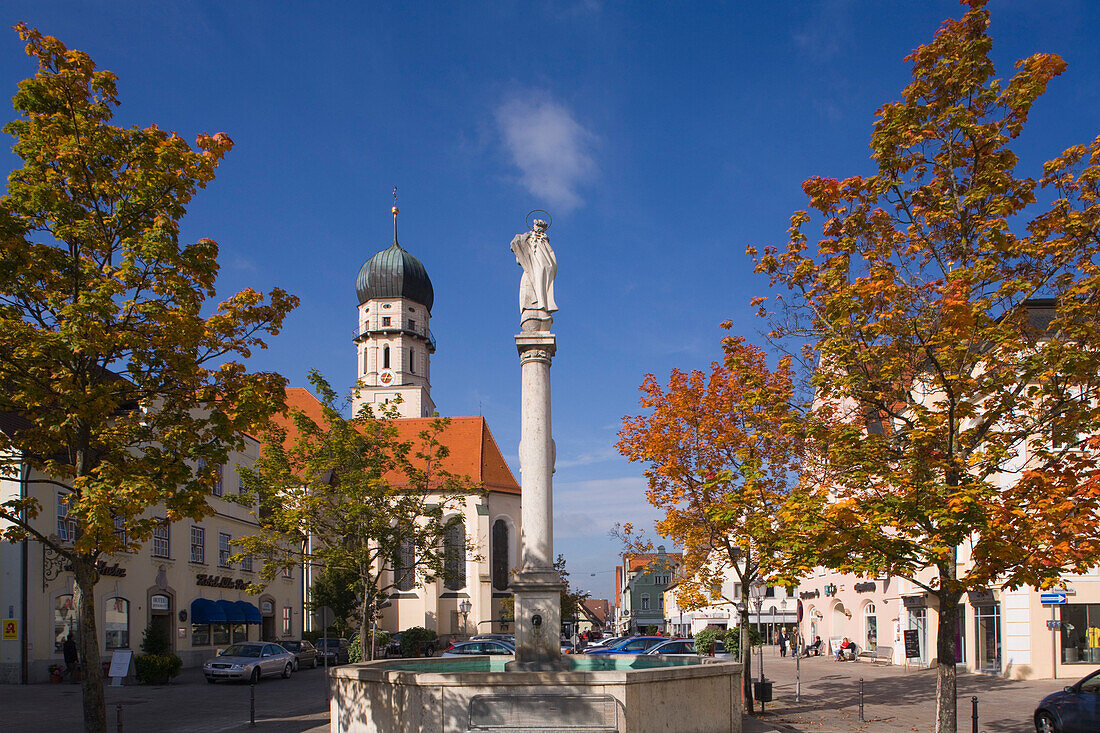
[
  {"xmin": 740, "ymin": 650, "xmax": 1084, "ymax": 733},
  {"xmin": 1, "ymin": 664, "xmax": 330, "ymax": 733}
]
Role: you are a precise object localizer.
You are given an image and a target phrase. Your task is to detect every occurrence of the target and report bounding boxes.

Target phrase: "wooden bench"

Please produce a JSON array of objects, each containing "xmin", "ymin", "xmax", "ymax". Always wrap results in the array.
[
  {"xmin": 858, "ymin": 646, "xmax": 893, "ymax": 665},
  {"xmin": 468, "ymin": 693, "xmax": 619, "ymax": 732}
]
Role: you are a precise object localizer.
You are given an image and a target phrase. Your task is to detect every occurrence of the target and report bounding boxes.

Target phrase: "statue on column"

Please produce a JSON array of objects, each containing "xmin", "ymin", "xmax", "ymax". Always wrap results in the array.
[{"xmin": 511, "ymin": 218, "xmax": 557, "ymax": 331}]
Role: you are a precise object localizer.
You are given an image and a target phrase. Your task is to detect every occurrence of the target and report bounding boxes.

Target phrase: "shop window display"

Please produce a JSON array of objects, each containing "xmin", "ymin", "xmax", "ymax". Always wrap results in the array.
[
  {"xmin": 54, "ymin": 594, "xmax": 77, "ymax": 652},
  {"xmin": 191, "ymin": 624, "xmax": 210, "ymax": 646},
  {"xmin": 1060, "ymin": 604, "xmax": 1100, "ymax": 664},
  {"xmin": 105, "ymin": 597, "xmax": 129, "ymax": 649},
  {"xmin": 212, "ymin": 623, "xmax": 230, "ymax": 645}
]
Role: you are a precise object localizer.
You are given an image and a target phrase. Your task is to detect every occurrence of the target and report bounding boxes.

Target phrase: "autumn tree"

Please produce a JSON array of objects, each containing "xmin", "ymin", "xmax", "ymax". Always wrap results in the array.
[
  {"xmin": 0, "ymin": 26, "xmax": 295, "ymax": 732},
  {"xmin": 555, "ymin": 554, "xmax": 591, "ymax": 627},
  {"xmin": 617, "ymin": 336, "xmax": 800, "ymax": 713},
  {"xmin": 236, "ymin": 372, "xmax": 480, "ymax": 656},
  {"xmin": 750, "ymin": 3, "xmax": 1100, "ymax": 731}
]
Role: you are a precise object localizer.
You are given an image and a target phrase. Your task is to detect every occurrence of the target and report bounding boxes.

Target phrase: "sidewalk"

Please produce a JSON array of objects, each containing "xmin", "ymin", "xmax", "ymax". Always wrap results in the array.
[{"xmin": 738, "ymin": 651, "xmax": 1071, "ymax": 733}]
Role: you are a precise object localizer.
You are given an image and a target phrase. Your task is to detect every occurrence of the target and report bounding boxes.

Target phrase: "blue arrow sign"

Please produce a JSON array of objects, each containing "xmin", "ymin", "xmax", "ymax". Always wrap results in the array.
[{"xmin": 1041, "ymin": 593, "xmax": 1068, "ymax": 604}]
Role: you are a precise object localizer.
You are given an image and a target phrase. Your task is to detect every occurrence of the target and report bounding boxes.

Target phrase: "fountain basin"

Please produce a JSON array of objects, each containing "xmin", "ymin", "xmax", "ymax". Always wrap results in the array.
[{"xmin": 330, "ymin": 655, "xmax": 743, "ymax": 733}]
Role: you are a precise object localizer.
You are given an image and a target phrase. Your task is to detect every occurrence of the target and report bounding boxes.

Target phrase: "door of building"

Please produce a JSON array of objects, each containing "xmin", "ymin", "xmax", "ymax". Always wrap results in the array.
[
  {"xmin": 149, "ymin": 594, "xmax": 173, "ymax": 652},
  {"xmin": 975, "ymin": 603, "xmax": 1001, "ymax": 673}
]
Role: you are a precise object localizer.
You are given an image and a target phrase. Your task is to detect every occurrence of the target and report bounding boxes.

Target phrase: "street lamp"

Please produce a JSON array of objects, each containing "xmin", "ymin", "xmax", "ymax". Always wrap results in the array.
[
  {"xmin": 750, "ymin": 582, "xmax": 765, "ymax": 683},
  {"xmin": 459, "ymin": 599, "xmax": 471, "ymax": 639}
]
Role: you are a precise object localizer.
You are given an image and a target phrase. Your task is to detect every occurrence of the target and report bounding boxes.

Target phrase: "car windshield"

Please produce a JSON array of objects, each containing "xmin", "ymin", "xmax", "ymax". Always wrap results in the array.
[
  {"xmin": 281, "ymin": 641, "xmax": 301, "ymax": 651},
  {"xmin": 319, "ymin": 639, "xmax": 341, "ymax": 648},
  {"xmin": 222, "ymin": 644, "xmax": 261, "ymax": 658}
]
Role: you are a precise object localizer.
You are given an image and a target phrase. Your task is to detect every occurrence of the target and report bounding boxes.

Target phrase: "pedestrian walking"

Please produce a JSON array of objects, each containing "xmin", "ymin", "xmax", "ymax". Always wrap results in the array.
[
  {"xmin": 778, "ymin": 629, "xmax": 788, "ymax": 658},
  {"xmin": 62, "ymin": 634, "xmax": 79, "ymax": 683}
]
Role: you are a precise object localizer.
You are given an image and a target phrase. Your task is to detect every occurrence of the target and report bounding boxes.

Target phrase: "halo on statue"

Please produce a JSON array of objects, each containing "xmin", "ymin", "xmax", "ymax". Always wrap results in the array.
[{"xmin": 525, "ymin": 210, "xmax": 552, "ymax": 230}]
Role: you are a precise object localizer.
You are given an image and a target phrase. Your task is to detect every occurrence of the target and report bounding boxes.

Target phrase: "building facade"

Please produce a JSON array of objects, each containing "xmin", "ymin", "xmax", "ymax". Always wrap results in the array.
[
  {"xmin": 0, "ymin": 433, "xmax": 303, "ymax": 683},
  {"xmin": 614, "ymin": 547, "xmax": 680, "ymax": 634},
  {"xmin": 296, "ymin": 207, "xmax": 521, "ymax": 641}
]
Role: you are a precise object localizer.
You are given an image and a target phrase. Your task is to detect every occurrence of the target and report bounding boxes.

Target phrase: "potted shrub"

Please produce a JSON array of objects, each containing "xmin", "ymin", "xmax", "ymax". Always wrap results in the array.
[{"xmin": 134, "ymin": 621, "xmax": 182, "ymax": 685}]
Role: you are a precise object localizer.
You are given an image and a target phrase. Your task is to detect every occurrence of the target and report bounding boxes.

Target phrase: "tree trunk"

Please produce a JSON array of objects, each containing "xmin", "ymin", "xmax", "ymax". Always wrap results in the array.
[
  {"xmin": 935, "ymin": 565, "xmax": 960, "ymax": 733},
  {"xmin": 74, "ymin": 558, "xmax": 106, "ymax": 733}
]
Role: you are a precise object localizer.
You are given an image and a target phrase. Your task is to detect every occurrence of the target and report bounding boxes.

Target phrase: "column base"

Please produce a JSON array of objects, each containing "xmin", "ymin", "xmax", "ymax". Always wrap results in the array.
[{"xmin": 509, "ymin": 569, "xmax": 565, "ymax": 670}]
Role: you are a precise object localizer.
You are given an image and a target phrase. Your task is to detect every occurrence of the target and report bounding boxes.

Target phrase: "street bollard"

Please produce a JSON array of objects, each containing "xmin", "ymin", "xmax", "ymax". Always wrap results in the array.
[
  {"xmin": 971, "ymin": 696, "xmax": 978, "ymax": 733},
  {"xmin": 250, "ymin": 681, "xmax": 256, "ymax": 727},
  {"xmin": 116, "ymin": 703, "xmax": 123, "ymax": 733},
  {"xmin": 859, "ymin": 678, "xmax": 865, "ymax": 722}
]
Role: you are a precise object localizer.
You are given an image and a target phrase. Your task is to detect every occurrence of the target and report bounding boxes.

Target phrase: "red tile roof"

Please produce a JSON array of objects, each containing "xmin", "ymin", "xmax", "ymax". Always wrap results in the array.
[
  {"xmin": 271, "ymin": 388, "xmax": 519, "ymax": 495},
  {"xmin": 625, "ymin": 552, "xmax": 682, "ymax": 573}
]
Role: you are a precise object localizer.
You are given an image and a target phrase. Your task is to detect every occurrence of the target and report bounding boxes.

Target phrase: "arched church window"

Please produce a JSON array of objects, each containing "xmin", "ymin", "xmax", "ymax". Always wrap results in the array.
[
  {"xmin": 393, "ymin": 536, "xmax": 415, "ymax": 592},
  {"xmin": 492, "ymin": 519, "xmax": 510, "ymax": 591},
  {"xmin": 443, "ymin": 522, "xmax": 465, "ymax": 590},
  {"xmin": 383, "ymin": 345, "xmax": 390, "ymax": 370}
]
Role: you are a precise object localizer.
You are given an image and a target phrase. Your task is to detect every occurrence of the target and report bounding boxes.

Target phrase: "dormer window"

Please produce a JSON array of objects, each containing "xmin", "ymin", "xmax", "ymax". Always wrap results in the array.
[
  {"xmin": 409, "ymin": 319, "xmax": 416, "ymax": 331},
  {"xmin": 382, "ymin": 317, "xmax": 391, "ymax": 327}
]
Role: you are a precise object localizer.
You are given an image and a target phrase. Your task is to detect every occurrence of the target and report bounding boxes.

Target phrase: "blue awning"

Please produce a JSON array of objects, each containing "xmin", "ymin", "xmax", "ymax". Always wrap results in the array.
[
  {"xmin": 191, "ymin": 598, "xmax": 228, "ymax": 625},
  {"xmin": 216, "ymin": 599, "xmax": 246, "ymax": 623},
  {"xmin": 235, "ymin": 601, "xmax": 263, "ymax": 625}
]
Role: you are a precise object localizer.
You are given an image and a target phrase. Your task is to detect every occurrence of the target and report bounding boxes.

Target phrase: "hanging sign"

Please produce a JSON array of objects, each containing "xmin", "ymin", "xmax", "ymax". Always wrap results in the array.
[{"xmin": 151, "ymin": 595, "xmax": 170, "ymax": 611}]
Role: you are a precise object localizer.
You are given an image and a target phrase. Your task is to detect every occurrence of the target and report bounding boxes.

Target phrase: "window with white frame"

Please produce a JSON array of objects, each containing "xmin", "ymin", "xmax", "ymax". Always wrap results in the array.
[
  {"xmin": 190, "ymin": 526, "xmax": 205, "ymax": 564},
  {"xmin": 282, "ymin": 562, "xmax": 292, "ymax": 579},
  {"xmin": 152, "ymin": 519, "xmax": 169, "ymax": 558},
  {"xmin": 241, "ymin": 554, "xmax": 253, "ymax": 573},
  {"xmin": 641, "ymin": 594, "xmax": 650, "ymax": 611},
  {"xmin": 105, "ymin": 597, "xmax": 129, "ymax": 649},
  {"xmin": 212, "ymin": 465, "xmax": 223, "ymax": 497},
  {"xmin": 113, "ymin": 515, "xmax": 127, "ymax": 547},
  {"xmin": 282, "ymin": 606, "xmax": 292, "ymax": 636},
  {"xmin": 238, "ymin": 471, "xmax": 246, "ymax": 494},
  {"xmin": 57, "ymin": 492, "xmax": 76, "ymax": 543},
  {"xmin": 218, "ymin": 532, "xmax": 231, "ymax": 567}
]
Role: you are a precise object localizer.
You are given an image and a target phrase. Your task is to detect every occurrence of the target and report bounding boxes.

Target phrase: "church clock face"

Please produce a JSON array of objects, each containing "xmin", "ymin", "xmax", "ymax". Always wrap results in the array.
[{"xmin": 379, "ymin": 369, "xmax": 395, "ymax": 386}]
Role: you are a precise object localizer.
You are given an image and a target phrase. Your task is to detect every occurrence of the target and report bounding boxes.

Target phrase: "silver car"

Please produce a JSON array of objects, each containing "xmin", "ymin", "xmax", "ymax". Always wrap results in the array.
[
  {"xmin": 441, "ymin": 640, "xmax": 515, "ymax": 657},
  {"xmin": 203, "ymin": 642, "xmax": 295, "ymax": 684}
]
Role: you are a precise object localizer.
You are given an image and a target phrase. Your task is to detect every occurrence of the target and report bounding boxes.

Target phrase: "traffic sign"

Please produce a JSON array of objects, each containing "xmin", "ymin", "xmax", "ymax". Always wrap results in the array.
[{"xmin": 1040, "ymin": 593, "xmax": 1069, "ymax": 605}]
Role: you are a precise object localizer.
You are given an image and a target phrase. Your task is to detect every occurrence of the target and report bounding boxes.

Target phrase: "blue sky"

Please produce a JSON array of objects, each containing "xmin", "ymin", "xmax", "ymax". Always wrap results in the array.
[{"xmin": 4, "ymin": 1, "xmax": 1100, "ymax": 601}]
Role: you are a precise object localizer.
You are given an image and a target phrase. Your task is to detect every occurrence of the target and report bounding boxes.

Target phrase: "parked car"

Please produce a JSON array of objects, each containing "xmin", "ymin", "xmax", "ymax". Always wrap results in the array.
[
  {"xmin": 645, "ymin": 638, "xmax": 733, "ymax": 658},
  {"xmin": 384, "ymin": 632, "xmax": 402, "ymax": 658},
  {"xmin": 584, "ymin": 636, "xmax": 625, "ymax": 651},
  {"xmin": 279, "ymin": 640, "xmax": 318, "ymax": 670},
  {"xmin": 203, "ymin": 642, "xmax": 295, "ymax": 684},
  {"xmin": 441, "ymin": 640, "xmax": 515, "ymax": 657},
  {"xmin": 585, "ymin": 636, "xmax": 668, "ymax": 655},
  {"xmin": 1035, "ymin": 667, "xmax": 1100, "ymax": 733},
  {"xmin": 315, "ymin": 637, "xmax": 350, "ymax": 665}
]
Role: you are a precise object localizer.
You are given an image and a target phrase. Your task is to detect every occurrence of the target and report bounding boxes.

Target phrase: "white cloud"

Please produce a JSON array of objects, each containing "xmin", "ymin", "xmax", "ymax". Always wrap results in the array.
[
  {"xmin": 495, "ymin": 94, "xmax": 596, "ymax": 212},
  {"xmin": 553, "ymin": 476, "xmax": 662, "ymax": 539}
]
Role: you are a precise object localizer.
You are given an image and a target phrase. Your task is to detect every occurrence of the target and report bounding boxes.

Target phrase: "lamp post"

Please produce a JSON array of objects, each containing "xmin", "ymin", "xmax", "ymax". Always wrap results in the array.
[
  {"xmin": 750, "ymin": 582, "xmax": 765, "ymax": 683},
  {"xmin": 459, "ymin": 599, "xmax": 472, "ymax": 640}
]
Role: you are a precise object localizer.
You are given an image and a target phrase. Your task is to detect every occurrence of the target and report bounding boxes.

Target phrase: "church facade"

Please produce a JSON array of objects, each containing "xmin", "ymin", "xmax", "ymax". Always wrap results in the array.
[{"xmin": 298, "ymin": 207, "xmax": 521, "ymax": 639}]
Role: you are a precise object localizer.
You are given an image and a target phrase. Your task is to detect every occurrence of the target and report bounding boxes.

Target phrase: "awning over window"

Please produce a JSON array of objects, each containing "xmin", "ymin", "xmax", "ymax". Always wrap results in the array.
[
  {"xmin": 216, "ymin": 599, "xmax": 246, "ymax": 623},
  {"xmin": 191, "ymin": 598, "xmax": 228, "ymax": 625},
  {"xmin": 235, "ymin": 601, "xmax": 263, "ymax": 625}
]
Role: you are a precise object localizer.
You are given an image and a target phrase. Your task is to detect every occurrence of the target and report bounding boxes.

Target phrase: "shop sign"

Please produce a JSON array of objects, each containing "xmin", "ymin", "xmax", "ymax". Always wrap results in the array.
[
  {"xmin": 854, "ymin": 582, "xmax": 876, "ymax": 593},
  {"xmin": 823, "ymin": 584, "xmax": 837, "ymax": 597},
  {"xmin": 902, "ymin": 594, "xmax": 927, "ymax": 608},
  {"xmin": 151, "ymin": 595, "xmax": 170, "ymax": 611},
  {"xmin": 799, "ymin": 589, "xmax": 820, "ymax": 600},
  {"xmin": 196, "ymin": 574, "xmax": 247, "ymax": 590},
  {"xmin": 3, "ymin": 619, "xmax": 17, "ymax": 640},
  {"xmin": 260, "ymin": 601, "xmax": 273, "ymax": 615},
  {"xmin": 62, "ymin": 560, "xmax": 126, "ymax": 577}
]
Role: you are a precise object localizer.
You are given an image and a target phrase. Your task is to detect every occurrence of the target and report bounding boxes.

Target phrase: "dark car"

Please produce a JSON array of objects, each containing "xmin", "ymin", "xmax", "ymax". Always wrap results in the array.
[
  {"xmin": 1035, "ymin": 667, "xmax": 1100, "ymax": 733},
  {"xmin": 315, "ymin": 637, "xmax": 350, "ymax": 665},
  {"xmin": 278, "ymin": 640, "xmax": 318, "ymax": 670}
]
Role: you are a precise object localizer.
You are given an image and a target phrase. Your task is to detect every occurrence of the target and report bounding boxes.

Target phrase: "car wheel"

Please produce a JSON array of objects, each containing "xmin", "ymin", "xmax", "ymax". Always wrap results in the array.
[
  {"xmin": 249, "ymin": 667, "xmax": 260, "ymax": 685},
  {"xmin": 1035, "ymin": 712, "xmax": 1058, "ymax": 733},
  {"xmin": 425, "ymin": 646, "xmax": 435, "ymax": 657},
  {"xmin": 293, "ymin": 658, "xmax": 299, "ymax": 672},
  {"xmin": 282, "ymin": 663, "xmax": 292, "ymax": 679},
  {"xmin": 310, "ymin": 658, "xmax": 317, "ymax": 669}
]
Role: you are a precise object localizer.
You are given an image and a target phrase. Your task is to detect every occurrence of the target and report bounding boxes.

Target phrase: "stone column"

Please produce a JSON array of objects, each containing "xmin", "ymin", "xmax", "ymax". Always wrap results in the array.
[{"xmin": 508, "ymin": 332, "xmax": 565, "ymax": 670}]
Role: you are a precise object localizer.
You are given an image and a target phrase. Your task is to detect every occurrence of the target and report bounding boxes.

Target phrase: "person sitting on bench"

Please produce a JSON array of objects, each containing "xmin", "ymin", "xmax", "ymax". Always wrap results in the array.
[
  {"xmin": 804, "ymin": 636, "xmax": 823, "ymax": 657},
  {"xmin": 835, "ymin": 637, "xmax": 857, "ymax": 661}
]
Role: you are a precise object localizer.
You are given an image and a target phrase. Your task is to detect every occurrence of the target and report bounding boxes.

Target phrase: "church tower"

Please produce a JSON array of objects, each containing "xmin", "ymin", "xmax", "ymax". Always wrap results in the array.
[{"xmin": 352, "ymin": 203, "xmax": 436, "ymax": 418}]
